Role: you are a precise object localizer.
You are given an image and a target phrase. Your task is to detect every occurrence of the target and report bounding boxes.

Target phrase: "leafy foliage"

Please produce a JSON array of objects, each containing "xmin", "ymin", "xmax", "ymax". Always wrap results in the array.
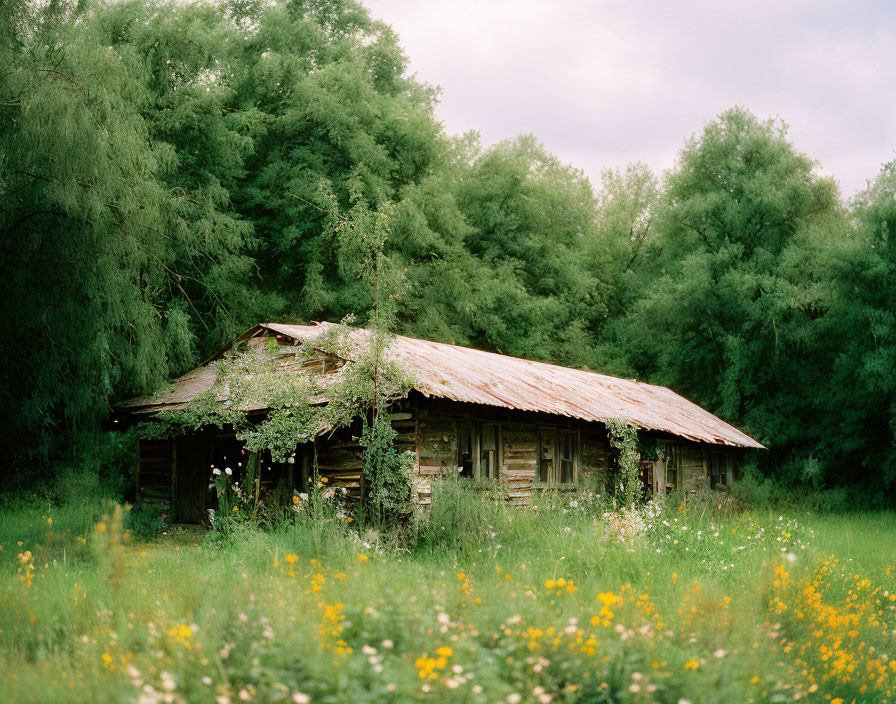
[
  {"xmin": 0, "ymin": 0, "xmax": 254, "ymax": 472},
  {"xmin": 359, "ymin": 410, "xmax": 412, "ymax": 528},
  {"xmin": 605, "ymin": 419, "xmax": 641, "ymax": 506},
  {"xmin": 142, "ymin": 321, "xmax": 410, "ymax": 460},
  {"xmin": 3, "ymin": 1, "xmax": 896, "ymax": 500}
]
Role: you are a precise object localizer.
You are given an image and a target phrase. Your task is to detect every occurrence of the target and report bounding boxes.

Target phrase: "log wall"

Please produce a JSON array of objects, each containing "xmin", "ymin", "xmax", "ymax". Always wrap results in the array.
[
  {"xmin": 680, "ymin": 444, "xmax": 709, "ymax": 493},
  {"xmin": 502, "ymin": 422, "xmax": 537, "ymax": 504},
  {"xmin": 409, "ymin": 397, "xmax": 615, "ymax": 506},
  {"xmin": 137, "ymin": 394, "xmax": 735, "ymax": 520}
]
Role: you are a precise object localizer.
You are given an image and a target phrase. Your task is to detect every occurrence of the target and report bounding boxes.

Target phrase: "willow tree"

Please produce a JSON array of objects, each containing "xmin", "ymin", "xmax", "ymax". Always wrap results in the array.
[{"xmin": 0, "ymin": 1, "xmax": 253, "ymax": 474}]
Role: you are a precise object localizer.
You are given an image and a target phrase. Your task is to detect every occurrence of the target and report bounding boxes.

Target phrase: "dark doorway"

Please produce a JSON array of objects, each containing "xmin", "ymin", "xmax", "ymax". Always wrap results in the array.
[{"xmin": 174, "ymin": 430, "xmax": 214, "ymax": 523}]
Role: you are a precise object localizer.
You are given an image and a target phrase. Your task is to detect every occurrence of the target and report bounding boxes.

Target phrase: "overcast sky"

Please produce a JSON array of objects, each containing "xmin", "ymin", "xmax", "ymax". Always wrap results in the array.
[{"xmin": 365, "ymin": 0, "xmax": 896, "ymax": 197}]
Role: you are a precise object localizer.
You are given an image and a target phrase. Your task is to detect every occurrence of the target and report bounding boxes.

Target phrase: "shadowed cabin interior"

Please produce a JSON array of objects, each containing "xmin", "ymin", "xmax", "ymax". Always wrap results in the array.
[{"xmin": 116, "ymin": 323, "xmax": 763, "ymax": 523}]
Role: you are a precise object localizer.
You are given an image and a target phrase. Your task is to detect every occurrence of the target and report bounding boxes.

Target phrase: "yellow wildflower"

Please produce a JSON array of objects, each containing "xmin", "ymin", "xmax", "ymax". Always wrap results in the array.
[
  {"xmin": 596, "ymin": 592, "xmax": 621, "ymax": 608},
  {"xmin": 168, "ymin": 623, "xmax": 193, "ymax": 647}
]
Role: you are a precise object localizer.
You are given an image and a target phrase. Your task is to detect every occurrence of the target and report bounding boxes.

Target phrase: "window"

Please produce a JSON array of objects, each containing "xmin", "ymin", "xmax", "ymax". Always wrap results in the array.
[
  {"xmin": 479, "ymin": 424, "xmax": 499, "ymax": 482},
  {"xmin": 538, "ymin": 427, "xmax": 578, "ymax": 486},
  {"xmin": 457, "ymin": 424, "xmax": 474, "ymax": 479},
  {"xmin": 559, "ymin": 430, "xmax": 576, "ymax": 484},
  {"xmin": 710, "ymin": 452, "xmax": 727, "ymax": 488},
  {"xmin": 538, "ymin": 428, "xmax": 555, "ymax": 484},
  {"xmin": 665, "ymin": 444, "xmax": 681, "ymax": 492},
  {"xmin": 639, "ymin": 460, "xmax": 654, "ymax": 495}
]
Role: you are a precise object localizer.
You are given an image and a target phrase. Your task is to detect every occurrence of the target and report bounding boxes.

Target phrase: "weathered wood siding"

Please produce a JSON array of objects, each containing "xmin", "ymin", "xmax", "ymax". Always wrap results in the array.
[
  {"xmin": 315, "ymin": 426, "xmax": 364, "ymax": 501},
  {"xmin": 680, "ymin": 444, "xmax": 708, "ymax": 493},
  {"xmin": 502, "ymin": 423, "xmax": 537, "ymax": 504},
  {"xmin": 405, "ymin": 397, "xmax": 738, "ymax": 506},
  {"xmin": 407, "ymin": 397, "xmax": 615, "ymax": 506},
  {"xmin": 315, "ymin": 400, "xmax": 419, "ymax": 504},
  {"xmin": 415, "ymin": 400, "xmax": 457, "ymax": 505},
  {"xmin": 581, "ymin": 426, "xmax": 612, "ymax": 489}
]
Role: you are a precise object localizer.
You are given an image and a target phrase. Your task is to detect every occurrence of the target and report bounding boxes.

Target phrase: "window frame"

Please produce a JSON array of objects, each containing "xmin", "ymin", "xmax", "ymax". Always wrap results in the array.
[
  {"xmin": 537, "ymin": 425, "xmax": 580, "ymax": 487},
  {"xmin": 665, "ymin": 443, "xmax": 681, "ymax": 493},
  {"xmin": 476, "ymin": 422, "xmax": 501, "ymax": 484},
  {"xmin": 639, "ymin": 459, "xmax": 654, "ymax": 495},
  {"xmin": 456, "ymin": 422, "xmax": 475, "ymax": 480},
  {"xmin": 457, "ymin": 422, "xmax": 503, "ymax": 484},
  {"xmin": 710, "ymin": 451, "xmax": 727, "ymax": 488}
]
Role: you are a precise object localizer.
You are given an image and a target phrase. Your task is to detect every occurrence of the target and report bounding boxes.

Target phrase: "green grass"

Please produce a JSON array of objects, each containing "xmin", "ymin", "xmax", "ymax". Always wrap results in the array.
[{"xmin": 1, "ymin": 485, "xmax": 895, "ymax": 704}]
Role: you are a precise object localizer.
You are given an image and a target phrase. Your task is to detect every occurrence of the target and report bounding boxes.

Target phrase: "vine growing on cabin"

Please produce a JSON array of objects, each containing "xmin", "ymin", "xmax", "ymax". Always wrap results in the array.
[
  {"xmin": 605, "ymin": 418, "xmax": 641, "ymax": 506},
  {"xmin": 139, "ymin": 321, "xmax": 411, "ymax": 457}
]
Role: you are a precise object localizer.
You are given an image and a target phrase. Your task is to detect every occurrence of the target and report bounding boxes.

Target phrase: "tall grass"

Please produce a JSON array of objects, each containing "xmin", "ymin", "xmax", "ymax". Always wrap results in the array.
[{"xmin": 0, "ymin": 482, "xmax": 894, "ymax": 703}]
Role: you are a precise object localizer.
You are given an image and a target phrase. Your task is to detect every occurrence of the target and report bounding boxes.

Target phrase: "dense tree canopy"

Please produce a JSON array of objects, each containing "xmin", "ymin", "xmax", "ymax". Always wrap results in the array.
[
  {"xmin": 610, "ymin": 109, "xmax": 844, "ymax": 476},
  {"xmin": 2, "ymin": 0, "xmax": 895, "ymax": 498},
  {"xmin": 0, "ymin": 0, "xmax": 254, "ymax": 468}
]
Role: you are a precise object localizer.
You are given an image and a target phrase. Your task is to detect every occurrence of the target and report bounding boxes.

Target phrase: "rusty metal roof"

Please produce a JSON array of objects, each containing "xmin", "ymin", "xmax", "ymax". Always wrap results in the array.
[{"xmin": 118, "ymin": 322, "xmax": 764, "ymax": 449}]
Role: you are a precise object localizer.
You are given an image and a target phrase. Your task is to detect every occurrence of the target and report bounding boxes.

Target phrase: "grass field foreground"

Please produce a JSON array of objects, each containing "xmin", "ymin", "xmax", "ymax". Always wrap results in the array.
[{"xmin": 1, "ymin": 486, "xmax": 894, "ymax": 704}]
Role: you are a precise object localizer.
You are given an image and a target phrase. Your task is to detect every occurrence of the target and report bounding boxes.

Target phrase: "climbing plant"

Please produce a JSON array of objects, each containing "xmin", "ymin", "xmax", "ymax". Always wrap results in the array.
[
  {"xmin": 325, "ymin": 191, "xmax": 415, "ymax": 528},
  {"xmin": 359, "ymin": 410, "xmax": 413, "ymax": 528},
  {"xmin": 139, "ymin": 321, "xmax": 412, "ymax": 462},
  {"xmin": 605, "ymin": 419, "xmax": 641, "ymax": 506}
]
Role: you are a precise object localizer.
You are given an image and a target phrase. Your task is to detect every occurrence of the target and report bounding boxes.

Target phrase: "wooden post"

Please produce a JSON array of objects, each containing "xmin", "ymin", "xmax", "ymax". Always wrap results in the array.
[
  {"xmin": 496, "ymin": 423, "xmax": 503, "ymax": 481},
  {"xmin": 245, "ymin": 451, "xmax": 261, "ymax": 511},
  {"xmin": 473, "ymin": 423, "xmax": 481, "ymax": 483},
  {"xmin": 576, "ymin": 428, "xmax": 582, "ymax": 485},
  {"xmin": 413, "ymin": 396, "xmax": 422, "ymax": 506},
  {"xmin": 286, "ymin": 454, "xmax": 295, "ymax": 495}
]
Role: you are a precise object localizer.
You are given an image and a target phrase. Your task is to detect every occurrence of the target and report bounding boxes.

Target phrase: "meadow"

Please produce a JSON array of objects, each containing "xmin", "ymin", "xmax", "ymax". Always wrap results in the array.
[{"xmin": 1, "ymin": 481, "xmax": 894, "ymax": 704}]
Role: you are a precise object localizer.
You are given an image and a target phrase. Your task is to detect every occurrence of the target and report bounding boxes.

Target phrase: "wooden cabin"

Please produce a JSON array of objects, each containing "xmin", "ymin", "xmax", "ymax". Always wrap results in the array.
[{"xmin": 116, "ymin": 322, "xmax": 764, "ymax": 523}]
